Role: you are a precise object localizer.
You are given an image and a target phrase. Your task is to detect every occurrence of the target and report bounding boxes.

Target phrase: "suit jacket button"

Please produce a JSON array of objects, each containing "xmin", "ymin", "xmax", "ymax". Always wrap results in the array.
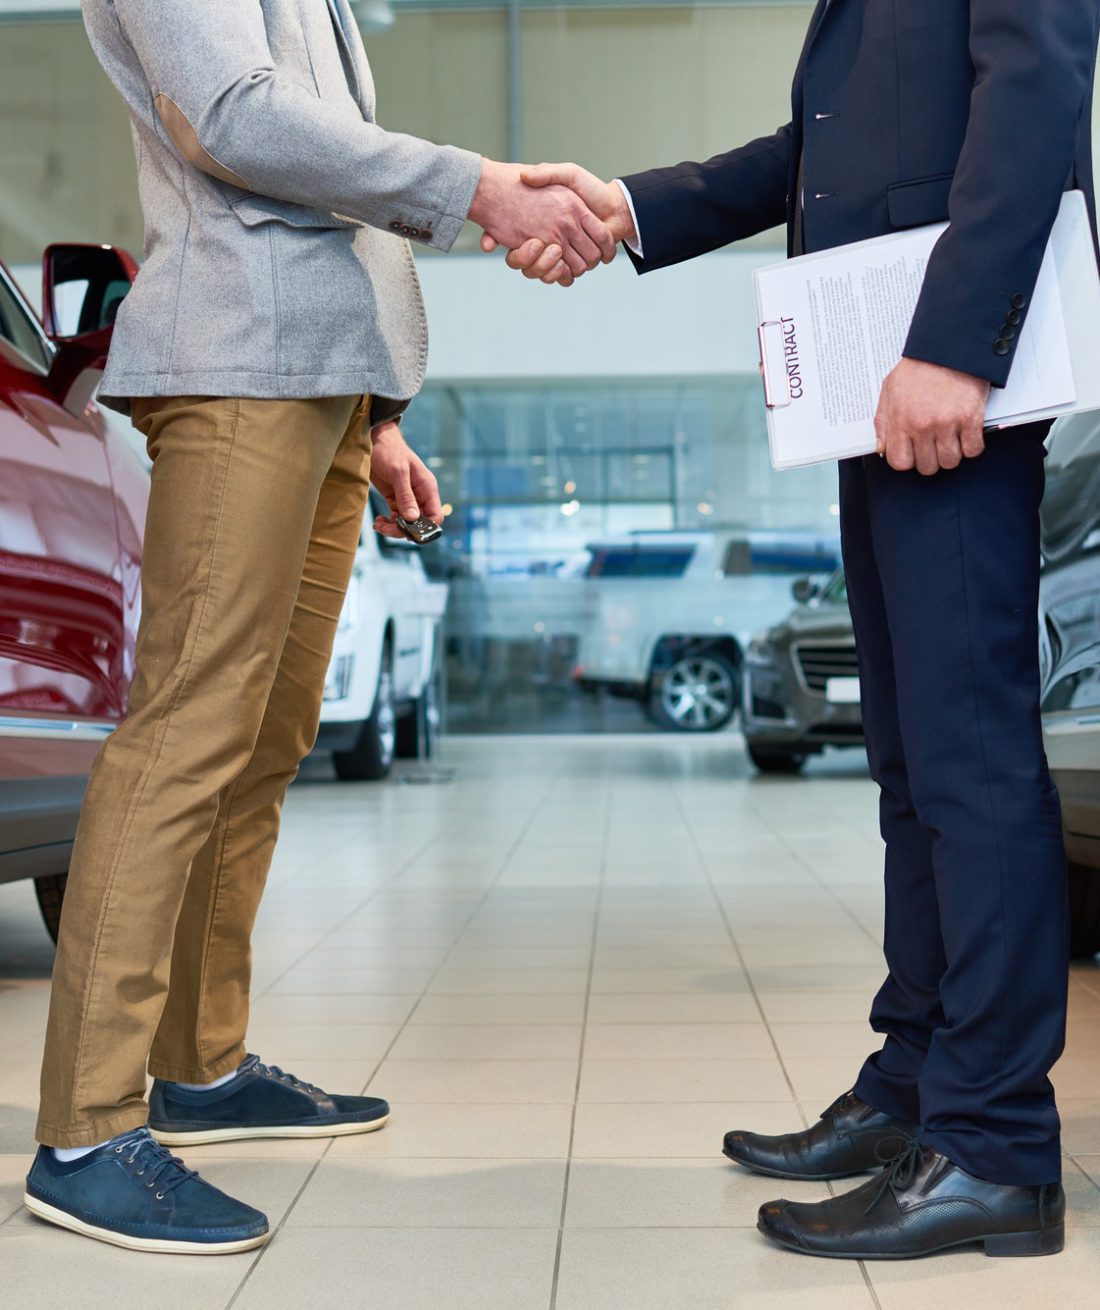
[
  {"xmin": 994, "ymin": 339, "xmax": 1011, "ymax": 356},
  {"xmin": 401, "ymin": 225, "xmax": 412, "ymax": 235},
  {"xmin": 390, "ymin": 221, "xmax": 402, "ymax": 231},
  {"xmin": 1006, "ymin": 309, "xmax": 1022, "ymax": 326},
  {"xmin": 1011, "ymin": 293, "xmax": 1027, "ymax": 310},
  {"xmin": 1000, "ymin": 326, "xmax": 1016, "ymax": 341}
]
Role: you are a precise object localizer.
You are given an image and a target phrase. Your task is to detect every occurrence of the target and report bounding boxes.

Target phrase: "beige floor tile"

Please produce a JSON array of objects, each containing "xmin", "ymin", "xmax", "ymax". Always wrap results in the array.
[
  {"xmin": 1059, "ymin": 1100, "xmax": 1100, "ymax": 1155},
  {"xmin": 585, "ymin": 993, "xmax": 761, "ymax": 1024},
  {"xmin": 409, "ymin": 993, "xmax": 587, "ymax": 1025},
  {"xmin": 243, "ymin": 1022, "xmax": 400, "ymax": 1061},
  {"xmin": 591, "ymin": 946, "xmax": 740, "ymax": 969},
  {"xmin": 286, "ymin": 1157, "xmax": 566, "ymax": 1228},
  {"xmin": 442, "ymin": 946, "xmax": 592, "ymax": 969},
  {"xmin": 571, "ymin": 1102, "xmax": 806, "ymax": 1159},
  {"xmin": 0, "ymin": 1153, "xmax": 30, "ymax": 1224},
  {"xmin": 769, "ymin": 1021, "xmax": 875, "ymax": 1060},
  {"xmin": 578, "ymin": 1058, "xmax": 792, "ymax": 1104},
  {"xmin": 555, "ymin": 1227, "xmax": 876, "ymax": 1310},
  {"xmin": 745, "ymin": 963, "xmax": 886, "ymax": 992},
  {"xmin": 247, "ymin": 993, "xmax": 417, "ymax": 1025},
  {"xmin": 234, "ymin": 1227, "xmax": 558, "ymax": 1310},
  {"xmin": 264, "ymin": 967, "xmax": 434, "ymax": 995},
  {"xmin": 589, "ymin": 968, "xmax": 749, "ymax": 995},
  {"xmin": 425, "ymin": 967, "xmax": 591, "ymax": 995},
  {"xmin": 1064, "ymin": 1160, "xmax": 1100, "ymax": 1226},
  {"xmin": 327, "ymin": 1102, "xmax": 574, "ymax": 1159},
  {"xmin": 777, "ymin": 1057, "xmax": 864, "ymax": 1105},
  {"xmin": 583, "ymin": 1022, "xmax": 773, "ymax": 1060},
  {"xmin": 370, "ymin": 1059, "xmax": 579, "ymax": 1104},
  {"xmin": 0, "ymin": 1223, "xmax": 252, "ymax": 1310},
  {"xmin": 754, "ymin": 989, "xmax": 873, "ymax": 1023},
  {"xmin": 866, "ymin": 1228, "xmax": 1100, "ymax": 1309},
  {"xmin": 563, "ymin": 1158, "xmax": 828, "ymax": 1228},
  {"xmin": 388, "ymin": 1024, "xmax": 582, "ymax": 1061}
]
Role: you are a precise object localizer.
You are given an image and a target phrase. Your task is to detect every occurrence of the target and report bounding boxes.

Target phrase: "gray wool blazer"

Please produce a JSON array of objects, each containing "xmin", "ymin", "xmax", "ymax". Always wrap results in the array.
[{"xmin": 82, "ymin": 0, "xmax": 483, "ymax": 418}]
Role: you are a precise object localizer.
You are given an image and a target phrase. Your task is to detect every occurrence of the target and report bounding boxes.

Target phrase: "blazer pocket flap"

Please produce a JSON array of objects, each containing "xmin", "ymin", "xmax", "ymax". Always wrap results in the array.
[
  {"xmin": 229, "ymin": 195, "xmax": 361, "ymax": 231},
  {"xmin": 886, "ymin": 173, "xmax": 954, "ymax": 230}
]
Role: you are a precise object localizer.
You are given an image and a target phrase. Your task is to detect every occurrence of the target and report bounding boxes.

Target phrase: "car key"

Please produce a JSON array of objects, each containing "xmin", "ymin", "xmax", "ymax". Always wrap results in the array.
[{"xmin": 393, "ymin": 515, "xmax": 444, "ymax": 546}]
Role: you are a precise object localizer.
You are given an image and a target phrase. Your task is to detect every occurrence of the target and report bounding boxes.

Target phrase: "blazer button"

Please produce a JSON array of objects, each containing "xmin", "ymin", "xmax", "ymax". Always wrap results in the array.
[
  {"xmin": 1011, "ymin": 293, "xmax": 1027, "ymax": 310},
  {"xmin": 1000, "ymin": 326, "xmax": 1016, "ymax": 341},
  {"xmin": 400, "ymin": 225, "xmax": 412, "ymax": 235},
  {"xmin": 389, "ymin": 221, "xmax": 402, "ymax": 231},
  {"xmin": 1006, "ymin": 309, "xmax": 1022, "ymax": 326},
  {"xmin": 994, "ymin": 339, "xmax": 1012, "ymax": 356}
]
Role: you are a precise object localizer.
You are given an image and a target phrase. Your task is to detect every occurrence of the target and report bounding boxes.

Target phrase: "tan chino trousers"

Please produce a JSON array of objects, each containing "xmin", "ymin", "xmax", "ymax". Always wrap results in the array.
[{"xmin": 37, "ymin": 393, "xmax": 372, "ymax": 1146}]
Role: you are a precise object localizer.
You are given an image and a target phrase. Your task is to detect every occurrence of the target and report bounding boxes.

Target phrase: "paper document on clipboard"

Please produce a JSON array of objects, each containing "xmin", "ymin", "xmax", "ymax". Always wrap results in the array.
[{"xmin": 755, "ymin": 190, "xmax": 1100, "ymax": 470}]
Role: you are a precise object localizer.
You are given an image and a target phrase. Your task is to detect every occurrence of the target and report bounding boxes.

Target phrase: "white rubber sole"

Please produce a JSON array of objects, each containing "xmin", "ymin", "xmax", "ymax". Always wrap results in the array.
[
  {"xmin": 150, "ymin": 1114, "xmax": 390, "ymax": 1147},
  {"xmin": 23, "ymin": 1193, "xmax": 269, "ymax": 1256}
]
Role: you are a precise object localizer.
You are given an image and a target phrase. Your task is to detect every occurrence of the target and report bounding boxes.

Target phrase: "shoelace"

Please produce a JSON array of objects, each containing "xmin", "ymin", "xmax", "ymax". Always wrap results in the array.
[
  {"xmin": 114, "ymin": 1129, "xmax": 200, "ymax": 1201},
  {"xmin": 863, "ymin": 1138, "xmax": 926, "ymax": 1216},
  {"xmin": 819, "ymin": 1090, "xmax": 858, "ymax": 1121},
  {"xmin": 254, "ymin": 1059, "xmax": 321, "ymax": 1094}
]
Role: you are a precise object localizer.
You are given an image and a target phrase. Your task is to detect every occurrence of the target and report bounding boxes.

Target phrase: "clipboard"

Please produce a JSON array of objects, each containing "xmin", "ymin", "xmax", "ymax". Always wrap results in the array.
[{"xmin": 755, "ymin": 190, "xmax": 1100, "ymax": 470}]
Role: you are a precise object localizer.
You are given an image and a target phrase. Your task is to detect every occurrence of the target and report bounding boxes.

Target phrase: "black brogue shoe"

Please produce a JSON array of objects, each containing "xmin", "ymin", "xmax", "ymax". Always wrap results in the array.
[{"xmin": 723, "ymin": 1089, "xmax": 917, "ymax": 1182}]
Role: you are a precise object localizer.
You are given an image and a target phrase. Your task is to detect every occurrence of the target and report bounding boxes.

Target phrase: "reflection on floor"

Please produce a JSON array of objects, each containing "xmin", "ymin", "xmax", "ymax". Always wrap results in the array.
[{"xmin": 1, "ymin": 735, "xmax": 1099, "ymax": 1308}]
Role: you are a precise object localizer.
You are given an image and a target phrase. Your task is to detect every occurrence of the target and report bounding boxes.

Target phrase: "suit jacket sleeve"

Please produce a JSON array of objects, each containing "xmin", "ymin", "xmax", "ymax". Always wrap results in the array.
[
  {"xmin": 618, "ymin": 124, "xmax": 793, "ymax": 274},
  {"xmin": 903, "ymin": 0, "xmax": 1100, "ymax": 386},
  {"xmin": 104, "ymin": 0, "xmax": 482, "ymax": 251}
]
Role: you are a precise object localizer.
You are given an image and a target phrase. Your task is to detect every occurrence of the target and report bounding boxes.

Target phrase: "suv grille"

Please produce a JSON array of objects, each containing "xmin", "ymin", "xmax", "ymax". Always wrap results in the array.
[{"xmin": 794, "ymin": 643, "xmax": 859, "ymax": 694}]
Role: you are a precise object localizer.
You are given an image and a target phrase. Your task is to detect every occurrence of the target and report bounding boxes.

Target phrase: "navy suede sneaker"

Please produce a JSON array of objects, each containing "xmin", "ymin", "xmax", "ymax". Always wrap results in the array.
[
  {"xmin": 24, "ymin": 1127, "xmax": 269, "ymax": 1254},
  {"xmin": 149, "ymin": 1054, "xmax": 390, "ymax": 1146}
]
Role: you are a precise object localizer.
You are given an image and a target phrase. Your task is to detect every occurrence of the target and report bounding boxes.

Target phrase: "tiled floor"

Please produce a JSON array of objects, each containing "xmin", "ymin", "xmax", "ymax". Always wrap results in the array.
[{"xmin": 2, "ymin": 734, "xmax": 1100, "ymax": 1308}]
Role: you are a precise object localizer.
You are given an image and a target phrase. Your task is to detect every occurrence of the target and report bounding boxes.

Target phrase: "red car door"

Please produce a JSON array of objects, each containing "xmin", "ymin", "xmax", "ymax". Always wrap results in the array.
[{"xmin": 0, "ymin": 264, "xmax": 126, "ymax": 786}]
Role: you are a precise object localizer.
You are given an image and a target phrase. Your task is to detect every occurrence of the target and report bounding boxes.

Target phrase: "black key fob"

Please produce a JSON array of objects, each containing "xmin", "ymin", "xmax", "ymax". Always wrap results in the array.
[{"xmin": 394, "ymin": 515, "xmax": 443, "ymax": 546}]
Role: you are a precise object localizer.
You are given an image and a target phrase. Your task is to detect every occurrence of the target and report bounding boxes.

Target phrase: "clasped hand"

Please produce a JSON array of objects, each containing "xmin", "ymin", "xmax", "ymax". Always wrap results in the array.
[
  {"xmin": 470, "ymin": 160, "xmax": 636, "ymax": 287},
  {"xmin": 473, "ymin": 160, "xmax": 990, "ymax": 475}
]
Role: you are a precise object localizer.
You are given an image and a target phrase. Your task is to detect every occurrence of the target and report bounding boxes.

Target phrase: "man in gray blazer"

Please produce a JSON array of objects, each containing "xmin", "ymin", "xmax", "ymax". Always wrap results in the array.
[{"xmin": 24, "ymin": 0, "xmax": 613, "ymax": 1255}]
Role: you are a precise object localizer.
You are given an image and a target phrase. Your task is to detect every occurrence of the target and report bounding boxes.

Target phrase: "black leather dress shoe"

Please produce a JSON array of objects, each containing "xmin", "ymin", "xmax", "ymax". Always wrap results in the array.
[
  {"xmin": 723, "ymin": 1090, "xmax": 916, "ymax": 1181},
  {"xmin": 758, "ymin": 1142, "xmax": 1065, "ymax": 1259}
]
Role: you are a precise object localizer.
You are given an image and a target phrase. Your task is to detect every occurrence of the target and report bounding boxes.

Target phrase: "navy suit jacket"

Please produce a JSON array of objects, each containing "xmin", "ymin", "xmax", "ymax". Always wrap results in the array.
[{"xmin": 621, "ymin": 0, "xmax": 1100, "ymax": 387}]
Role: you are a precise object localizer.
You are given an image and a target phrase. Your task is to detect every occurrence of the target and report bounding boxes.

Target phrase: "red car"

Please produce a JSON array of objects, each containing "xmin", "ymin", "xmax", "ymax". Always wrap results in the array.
[{"xmin": 0, "ymin": 243, "xmax": 144, "ymax": 940}]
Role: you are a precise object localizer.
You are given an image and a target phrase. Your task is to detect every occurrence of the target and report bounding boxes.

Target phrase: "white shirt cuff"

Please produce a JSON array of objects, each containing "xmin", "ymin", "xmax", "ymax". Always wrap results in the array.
[{"xmin": 614, "ymin": 179, "xmax": 643, "ymax": 258}]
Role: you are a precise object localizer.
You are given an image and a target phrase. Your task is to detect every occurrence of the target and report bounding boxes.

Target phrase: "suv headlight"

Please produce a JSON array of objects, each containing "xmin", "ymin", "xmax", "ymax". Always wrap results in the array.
[
  {"xmin": 337, "ymin": 571, "xmax": 362, "ymax": 633},
  {"xmin": 745, "ymin": 634, "xmax": 777, "ymax": 667}
]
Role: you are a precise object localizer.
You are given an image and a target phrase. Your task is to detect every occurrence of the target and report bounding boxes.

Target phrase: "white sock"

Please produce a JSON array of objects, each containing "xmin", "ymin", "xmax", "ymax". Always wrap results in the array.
[
  {"xmin": 53, "ymin": 1137, "xmax": 117, "ymax": 1163},
  {"xmin": 171, "ymin": 1064, "xmax": 243, "ymax": 1093}
]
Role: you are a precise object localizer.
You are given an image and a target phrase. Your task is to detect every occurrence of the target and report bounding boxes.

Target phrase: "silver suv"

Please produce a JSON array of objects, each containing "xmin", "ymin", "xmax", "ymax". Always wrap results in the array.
[{"xmin": 742, "ymin": 571, "xmax": 862, "ymax": 773}]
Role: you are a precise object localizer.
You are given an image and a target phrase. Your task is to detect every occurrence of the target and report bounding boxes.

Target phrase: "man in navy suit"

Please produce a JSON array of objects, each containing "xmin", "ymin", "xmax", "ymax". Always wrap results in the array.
[{"xmin": 498, "ymin": 0, "xmax": 1100, "ymax": 1260}]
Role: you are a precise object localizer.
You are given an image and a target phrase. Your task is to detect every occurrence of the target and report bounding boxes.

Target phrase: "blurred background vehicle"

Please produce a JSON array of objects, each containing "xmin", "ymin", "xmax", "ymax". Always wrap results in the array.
[
  {"xmin": 741, "ymin": 569, "xmax": 861, "ymax": 772},
  {"xmin": 0, "ymin": 242, "xmax": 145, "ymax": 942},
  {"xmin": 1040, "ymin": 412, "xmax": 1100, "ymax": 957},
  {"xmin": 573, "ymin": 529, "xmax": 839, "ymax": 731},
  {"xmin": 314, "ymin": 490, "xmax": 448, "ymax": 781}
]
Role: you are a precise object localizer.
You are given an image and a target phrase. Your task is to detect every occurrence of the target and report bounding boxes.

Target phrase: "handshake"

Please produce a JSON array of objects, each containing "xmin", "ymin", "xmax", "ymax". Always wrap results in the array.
[{"xmin": 469, "ymin": 159, "xmax": 636, "ymax": 287}]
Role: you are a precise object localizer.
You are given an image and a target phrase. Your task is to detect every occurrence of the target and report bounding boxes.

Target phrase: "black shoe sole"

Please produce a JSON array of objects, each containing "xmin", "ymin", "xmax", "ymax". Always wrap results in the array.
[
  {"xmin": 722, "ymin": 1144, "xmax": 873, "ymax": 1183},
  {"xmin": 757, "ymin": 1218, "xmax": 1066, "ymax": 1260}
]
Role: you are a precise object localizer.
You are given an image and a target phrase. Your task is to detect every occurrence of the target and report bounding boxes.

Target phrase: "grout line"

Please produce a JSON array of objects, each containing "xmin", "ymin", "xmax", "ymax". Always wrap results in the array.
[
  {"xmin": 226, "ymin": 744, "xmax": 577, "ymax": 1309},
  {"xmin": 549, "ymin": 758, "xmax": 612, "ymax": 1310}
]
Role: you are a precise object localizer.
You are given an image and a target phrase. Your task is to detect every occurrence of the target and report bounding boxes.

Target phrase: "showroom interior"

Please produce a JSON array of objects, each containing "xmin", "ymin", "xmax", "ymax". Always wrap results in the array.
[{"xmin": 1, "ymin": 0, "xmax": 1100, "ymax": 1306}]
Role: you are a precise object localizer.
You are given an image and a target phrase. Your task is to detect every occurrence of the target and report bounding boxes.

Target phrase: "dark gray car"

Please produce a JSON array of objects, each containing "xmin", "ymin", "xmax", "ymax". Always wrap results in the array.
[{"xmin": 742, "ymin": 571, "xmax": 862, "ymax": 773}]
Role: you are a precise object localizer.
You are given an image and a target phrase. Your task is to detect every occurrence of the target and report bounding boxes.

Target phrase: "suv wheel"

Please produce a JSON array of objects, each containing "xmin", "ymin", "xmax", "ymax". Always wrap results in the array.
[
  {"xmin": 333, "ymin": 646, "xmax": 397, "ymax": 781},
  {"xmin": 1069, "ymin": 860, "xmax": 1100, "ymax": 959},
  {"xmin": 748, "ymin": 745, "xmax": 808, "ymax": 775},
  {"xmin": 34, "ymin": 872, "xmax": 68, "ymax": 943},
  {"xmin": 396, "ymin": 651, "xmax": 442, "ymax": 760},
  {"xmin": 650, "ymin": 652, "xmax": 739, "ymax": 732}
]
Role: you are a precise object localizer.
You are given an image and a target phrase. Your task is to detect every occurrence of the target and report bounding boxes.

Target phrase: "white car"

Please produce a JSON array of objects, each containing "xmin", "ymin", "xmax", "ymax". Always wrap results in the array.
[
  {"xmin": 314, "ymin": 490, "xmax": 447, "ymax": 780},
  {"xmin": 574, "ymin": 530, "xmax": 840, "ymax": 731}
]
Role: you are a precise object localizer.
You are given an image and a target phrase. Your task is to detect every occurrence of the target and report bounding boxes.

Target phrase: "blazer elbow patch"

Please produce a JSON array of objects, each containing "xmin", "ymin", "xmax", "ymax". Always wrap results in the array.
[{"xmin": 154, "ymin": 94, "xmax": 252, "ymax": 191}]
